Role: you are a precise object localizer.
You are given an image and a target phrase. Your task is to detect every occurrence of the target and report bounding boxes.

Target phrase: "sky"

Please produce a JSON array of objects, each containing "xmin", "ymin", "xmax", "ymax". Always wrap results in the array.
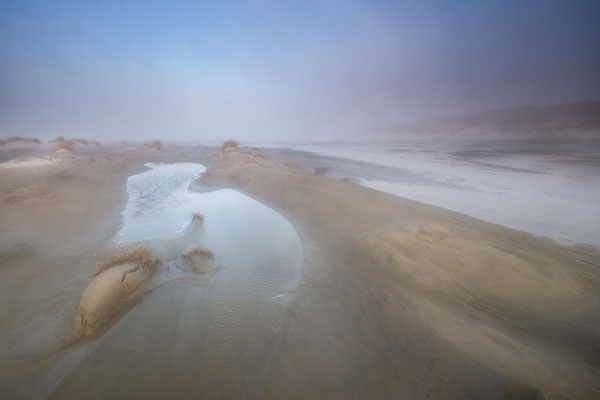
[{"xmin": 1, "ymin": 0, "xmax": 599, "ymax": 141}]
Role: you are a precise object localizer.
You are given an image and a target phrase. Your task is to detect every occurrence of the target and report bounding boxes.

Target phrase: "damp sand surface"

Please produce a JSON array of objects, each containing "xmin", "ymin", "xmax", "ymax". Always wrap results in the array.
[
  {"xmin": 1, "ymin": 147, "xmax": 599, "ymax": 399},
  {"xmin": 0, "ymin": 155, "xmax": 303, "ymax": 399},
  {"xmin": 53, "ymin": 162, "xmax": 302, "ymax": 399}
]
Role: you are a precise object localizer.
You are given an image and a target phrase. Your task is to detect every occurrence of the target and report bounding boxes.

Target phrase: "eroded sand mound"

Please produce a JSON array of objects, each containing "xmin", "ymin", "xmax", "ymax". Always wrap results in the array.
[
  {"xmin": 75, "ymin": 263, "xmax": 152, "ymax": 337},
  {"xmin": 74, "ymin": 248, "xmax": 158, "ymax": 337},
  {"xmin": 365, "ymin": 224, "xmax": 587, "ymax": 313}
]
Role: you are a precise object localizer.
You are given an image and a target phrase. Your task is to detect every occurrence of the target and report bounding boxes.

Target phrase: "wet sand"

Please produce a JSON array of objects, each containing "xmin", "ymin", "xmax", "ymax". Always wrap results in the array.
[{"xmin": 0, "ymin": 143, "xmax": 599, "ymax": 399}]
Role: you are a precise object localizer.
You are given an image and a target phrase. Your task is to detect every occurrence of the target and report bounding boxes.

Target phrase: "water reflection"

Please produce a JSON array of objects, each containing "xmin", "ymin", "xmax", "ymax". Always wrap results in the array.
[{"xmin": 50, "ymin": 162, "xmax": 303, "ymax": 398}]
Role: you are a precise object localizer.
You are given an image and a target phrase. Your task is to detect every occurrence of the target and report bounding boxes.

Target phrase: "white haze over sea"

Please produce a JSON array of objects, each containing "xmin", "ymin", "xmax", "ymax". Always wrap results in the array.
[{"xmin": 248, "ymin": 140, "xmax": 600, "ymax": 249}]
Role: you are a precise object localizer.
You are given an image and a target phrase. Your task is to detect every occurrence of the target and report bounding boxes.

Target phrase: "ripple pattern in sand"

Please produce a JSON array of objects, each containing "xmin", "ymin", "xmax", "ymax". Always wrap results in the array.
[{"xmin": 50, "ymin": 163, "xmax": 303, "ymax": 399}]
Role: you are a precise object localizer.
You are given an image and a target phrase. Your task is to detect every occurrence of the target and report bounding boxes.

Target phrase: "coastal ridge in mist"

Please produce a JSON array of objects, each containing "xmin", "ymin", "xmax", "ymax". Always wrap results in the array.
[{"xmin": 392, "ymin": 100, "xmax": 600, "ymax": 140}]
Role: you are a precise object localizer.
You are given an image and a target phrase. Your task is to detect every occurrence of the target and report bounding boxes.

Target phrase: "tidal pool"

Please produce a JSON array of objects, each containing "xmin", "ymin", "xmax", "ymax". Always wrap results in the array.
[{"xmin": 48, "ymin": 162, "xmax": 304, "ymax": 398}]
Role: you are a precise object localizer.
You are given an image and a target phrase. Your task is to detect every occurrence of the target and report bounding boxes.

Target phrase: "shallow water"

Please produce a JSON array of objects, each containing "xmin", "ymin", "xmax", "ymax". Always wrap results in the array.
[
  {"xmin": 256, "ymin": 140, "xmax": 600, "ymax": 248},
  {"xmin": 48, "ymin": 162, "xmax": 303, "ymax": 398}
]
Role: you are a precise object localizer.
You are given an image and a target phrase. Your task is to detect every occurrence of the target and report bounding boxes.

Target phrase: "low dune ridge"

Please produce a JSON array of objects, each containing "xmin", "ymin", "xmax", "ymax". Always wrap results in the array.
[
  {"xmin": 0, "ymin": 156, "xmax": 64, "ymax": 169},
  {"xmin": 0, "ymin": 137, "xmax": 40, "ymax": 146},
  {"xmin": 364, "ymin": 224, "xmax": 591, "ymax": 312}
]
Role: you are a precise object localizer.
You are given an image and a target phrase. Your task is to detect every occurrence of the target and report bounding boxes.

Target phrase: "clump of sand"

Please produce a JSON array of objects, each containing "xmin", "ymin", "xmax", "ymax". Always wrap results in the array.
[
  {"xmin": 221, "ymin": 139, "xmax": 239, "ymax": 151},
  {"xmin": 192, "ymin": 212, "xmax": 204, "ymax": 222},
  {"xmin": 141, "ymin": 140, "xmax": 163, "ymax": 151},
  {"xmin": 178, "ymin": 247, "xmax": 214, "ymax": 273},
  {"xmin": 52, "ymin": 142, "xmax": 76, "ymax": 153},
  {"xmin": 74, "ymin": 247, "xmax": 159, "ymax": 337}
]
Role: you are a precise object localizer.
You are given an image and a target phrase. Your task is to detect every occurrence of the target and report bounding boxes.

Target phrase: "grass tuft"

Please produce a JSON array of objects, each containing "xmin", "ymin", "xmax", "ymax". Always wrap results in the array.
[
  {"xmin": 221, "ymin": 140, "xmax": 239, "ymax": 151},
  {"xmin": 95, "ymin": 247, "xmax": 159, "ymax": 276},
  {"xmin": 181, "ymin": 247, "xmax": 214, "ymax": 260}
]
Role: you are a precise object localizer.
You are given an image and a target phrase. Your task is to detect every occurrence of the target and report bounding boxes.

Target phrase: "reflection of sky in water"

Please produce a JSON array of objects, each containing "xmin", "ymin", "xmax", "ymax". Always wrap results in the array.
[
  {"xmin": 56, "ymin": 164, "xmax": 304, "ymax": 397},
  {"xmin": 255, "ymin": 141, "xmax": 600, "ymax": 247},
  {"xmin": 116, "ymin": 163, "xmax": 303, "ymax": 286},
  {"xmin": 117, "ymin": 162, "xmax": 207, "ymax": 240}
]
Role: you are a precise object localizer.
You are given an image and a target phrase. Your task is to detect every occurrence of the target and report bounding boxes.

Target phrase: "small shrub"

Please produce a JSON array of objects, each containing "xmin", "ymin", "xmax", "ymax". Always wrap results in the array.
[
  {"xmin": 192, "ymin": 212, "xmax": 204, "ymax": 222},
  {"xmin": 90, "ymin": 140, "xmax": 101, "ymax": 146},
  {"xmin": 221, "ymin": 140, "xmax": 239, "ymax": 151},
  {"xmin": 73, "ymin": 138, "xmax": 90, "ymax": 145},
  {"xmin": 52, "ymin": 142, "xmax": 77, "ymax": 152},
  {"xmin": 181, "ymin": 247, "xmax": 214, "ymax": 260},
  {"xmin": 95, "ymin": 247, "xmax": 158, "ymax": 276},
  {"xmin": 120, "ymin": 140, "xmax": 130, "ymax": 146},
  {"xmin": 51, "ymin": 136, "xmax": 67, "ymax": 143},
  {"xmin": 151, "ymin": 140, "xmax": 163, "ymax": 150}
]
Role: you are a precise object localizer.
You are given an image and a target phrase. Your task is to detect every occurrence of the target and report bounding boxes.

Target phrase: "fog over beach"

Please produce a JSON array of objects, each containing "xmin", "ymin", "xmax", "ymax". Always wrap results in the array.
[{"xmin": 1, "ymin": 1, "xmax": 600, "ymax": 399}]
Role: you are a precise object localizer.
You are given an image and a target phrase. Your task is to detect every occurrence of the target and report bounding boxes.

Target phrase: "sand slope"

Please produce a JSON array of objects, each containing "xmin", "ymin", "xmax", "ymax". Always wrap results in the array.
[{"xmin": 201, "ymin": 148, "xmax": 600, "ymax": 399}]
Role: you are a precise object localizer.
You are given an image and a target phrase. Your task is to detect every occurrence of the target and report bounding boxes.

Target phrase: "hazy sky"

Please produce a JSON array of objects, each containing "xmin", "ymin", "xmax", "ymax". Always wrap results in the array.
[{"xmin": 1, "ymin": 0, "xmax": 599, "ymax": 141}]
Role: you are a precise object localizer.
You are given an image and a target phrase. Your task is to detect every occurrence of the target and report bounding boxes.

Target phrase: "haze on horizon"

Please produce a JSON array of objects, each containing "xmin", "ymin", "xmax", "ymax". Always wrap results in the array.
[{"xmin": 1, "ymin": 0, "xmax": 599, "ymax": 142}]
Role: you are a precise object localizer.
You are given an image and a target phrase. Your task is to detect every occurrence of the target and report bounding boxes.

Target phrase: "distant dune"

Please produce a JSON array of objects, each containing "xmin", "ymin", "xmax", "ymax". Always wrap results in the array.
[{"xmin": 394, "ymin": 101, "xmax": 600, "ymax": 140}]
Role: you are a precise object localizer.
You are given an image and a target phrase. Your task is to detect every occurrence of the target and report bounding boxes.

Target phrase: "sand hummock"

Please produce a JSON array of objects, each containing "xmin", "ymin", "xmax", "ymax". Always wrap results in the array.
[{"xmin": 74, "ymin": 248, "xmax": 158, "ymax": 338}]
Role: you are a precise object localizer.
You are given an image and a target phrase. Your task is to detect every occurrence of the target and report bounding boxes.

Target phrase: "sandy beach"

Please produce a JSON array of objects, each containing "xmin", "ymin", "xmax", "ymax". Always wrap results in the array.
[{"xmin": 0, "ymin": 143, "xmax": 599, "ymax": 399}]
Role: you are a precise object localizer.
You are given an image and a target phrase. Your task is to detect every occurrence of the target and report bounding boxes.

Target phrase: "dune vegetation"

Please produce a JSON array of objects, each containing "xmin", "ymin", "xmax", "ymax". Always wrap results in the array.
[
  {"xmin": 52, "ymin": 142, "xmax": 77, "ymax": 152},
  {"xmin": 95, "ymin": 247, "xmax": 158, "ymax": 276},
  {"xmin": 181, "ymin": 247, "xmax": 214, "ymax": 260},
  {"xmin": 221, "ymin": 139, "xmax": 239, "ymax": 151}
]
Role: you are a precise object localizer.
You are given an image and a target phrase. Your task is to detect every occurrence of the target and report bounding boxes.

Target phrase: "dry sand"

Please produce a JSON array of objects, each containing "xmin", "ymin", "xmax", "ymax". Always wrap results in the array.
[{"xmin": 0, "ymin": 144, "xmax": 598, "ymax": 399}]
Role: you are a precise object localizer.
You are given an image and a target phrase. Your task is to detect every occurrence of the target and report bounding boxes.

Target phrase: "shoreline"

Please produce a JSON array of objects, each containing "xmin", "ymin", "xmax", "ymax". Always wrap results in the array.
[
  {"xmin": 252, "ymin": 143, "xmax": 600, "ymax": 251},
  {"xmin": 0, "ymin": 144, "xmax": 599, "ymax": 399}
]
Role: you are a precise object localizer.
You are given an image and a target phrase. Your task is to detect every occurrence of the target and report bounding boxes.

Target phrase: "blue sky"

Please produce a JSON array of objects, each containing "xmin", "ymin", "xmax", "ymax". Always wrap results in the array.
[{"xmin": 1, "ymin": 0, "xmax": 599, "ymax": 140}]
